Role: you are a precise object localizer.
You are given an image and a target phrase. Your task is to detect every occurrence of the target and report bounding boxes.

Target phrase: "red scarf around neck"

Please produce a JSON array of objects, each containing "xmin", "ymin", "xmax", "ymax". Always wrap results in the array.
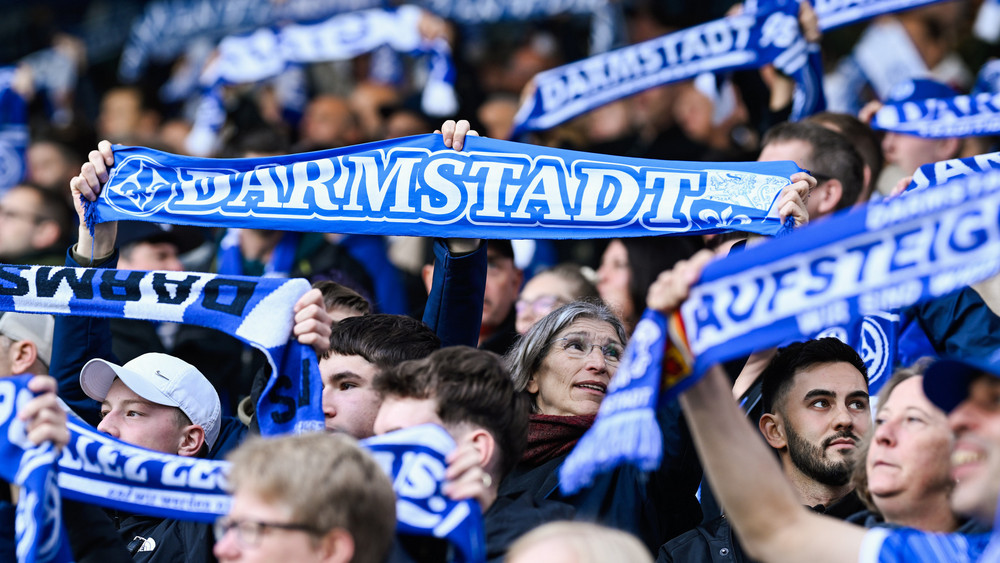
[{"xmin": 521, "ymin": 413, "xmax": 596, "ymax": 468}]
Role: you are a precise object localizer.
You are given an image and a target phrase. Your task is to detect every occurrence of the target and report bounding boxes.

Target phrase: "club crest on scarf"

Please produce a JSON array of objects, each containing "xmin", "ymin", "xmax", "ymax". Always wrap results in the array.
[{"xmin": 94, "ymin": 135, "xmax": 802, "ymax": 240}]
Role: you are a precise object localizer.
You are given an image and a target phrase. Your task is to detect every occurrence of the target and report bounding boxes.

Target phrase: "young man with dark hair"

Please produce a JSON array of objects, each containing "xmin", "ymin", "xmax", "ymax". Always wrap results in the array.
[
  {"xmin": 661, "ymin": 338, "xmax": 871, "ymax": 562},
  {"xmin": 319, "ymin": 314, "xmax": 441, "ymax": 439},
  {"xmin": 0, "ymin": 183, "xmax": 73, "ymax": 265},
  {"xmin": 758, "ymin": 121, "xmax": 865, "ymax": 219},
  {"xmin": 313, "ymin": 280, "xmax": 371, "ymax": 323}
]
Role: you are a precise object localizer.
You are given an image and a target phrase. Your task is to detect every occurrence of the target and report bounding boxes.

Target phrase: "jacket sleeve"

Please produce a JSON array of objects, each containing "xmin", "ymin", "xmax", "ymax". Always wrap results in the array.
[
  {"xmin": 907, "ymin": 286, "xmax": 1000, "ymax": 358},
  {"xmin": 421, "ymin": 239, "xmax": 487, "ymax": 349},
  {"xmin": 50, "ymin": 247, "xmax": 120, "ymax": 427}
]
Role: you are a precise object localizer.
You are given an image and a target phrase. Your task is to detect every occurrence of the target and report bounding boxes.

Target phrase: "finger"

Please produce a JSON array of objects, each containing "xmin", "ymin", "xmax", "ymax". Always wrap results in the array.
[
  {"xmin": 26, "ymin": 374, "xmax": 57, "ymax": 394},
  {"xmin": 89, "ymin": 149, "xmax": 109, "ymax": 184},
  {"xmin": 440, "ymin": 120, "xmax": 456, "ymax": 147},
  {"xmin": 80, "ymin": 162, "xmax": 100, "ymax": 195},
  {"xmin": 293, "ymin": 288, "xmax": 323, "ymax": 313},
  {"xmin": 453, "ymin": 120, "xmax": 471, "ymax": 151},
  {"xmin": 890, "ymin": 176, "xmax": 911, "ymax": 198},
  {"xmin": 98, "ymin": 139, "xmax": 114, "ymax": 166},
  {"xmin": 17, "ymin": 392, "xmax": 61, "ymax": 422},
  {"xmin": 445, "ymin": 449, "xmax": 481, "ymax": 481}
]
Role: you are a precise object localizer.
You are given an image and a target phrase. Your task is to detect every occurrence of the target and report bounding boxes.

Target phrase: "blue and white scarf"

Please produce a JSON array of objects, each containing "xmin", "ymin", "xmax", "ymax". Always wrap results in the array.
[
  {"xmin": 561, "ymin": 168, "xmax": 1000, "ymax": 493},
  {"xmin": 909, "ymin": 151, "xmax": 1000, "ymax": 191},
  {"xmin": 510, "ymin": 0, "xmax": 819, "ymax": 137},
  {"xmin": 871, "ymin": 91, "xmax": 1000, "ymax": 138},
  {"xmin": 0, "ymin": 376, "xmax": 74, "ymax": 563},
  {"xmin": 0, "ymin": 264, "xmax": 323, "ymax": 437},
  {"xmin": 974, "ymin": 59, "xmax": 1000, "ymax": 96},
  {"xmin": 1, "ymin": 378, "xmax": 485, "ymax": 563},
  {"xmin": 0, "ymin": 67, "xmax": 28, "ymax": 194},
  {"xmin": 415, "ymin": 0, "xmax": 605, "ymax": 23},
  {"xmin": 89, "ymin": 135, "xmax": 802, "ymax": 239},
  {"xmin": 118, "ymin": 0, "xmax": 386, "ymax": 82},
  {"xmin": 200, "ymin": 6, "xmax": 457, "ymax": 118},
  {"xmin": 365, "ymin": 424, "xmax": 485, "ymax": 563},
  {"xmin": 814, "ymin": 0, "xmax": 948, "ymax": 31}
]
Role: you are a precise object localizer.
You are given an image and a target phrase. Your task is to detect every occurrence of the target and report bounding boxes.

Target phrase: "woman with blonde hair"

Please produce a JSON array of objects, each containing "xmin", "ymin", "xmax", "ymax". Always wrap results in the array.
[{"xmin": 506, "ymin": 521, "xmax": 653, "ymax": 563}]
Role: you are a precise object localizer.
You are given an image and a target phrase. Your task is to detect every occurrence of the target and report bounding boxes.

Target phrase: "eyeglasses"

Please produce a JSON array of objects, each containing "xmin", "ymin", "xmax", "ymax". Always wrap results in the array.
[
  {"xmin": 213, "ymin": 516, "xmax": 320, "ymax": 548},
  {"xmin": 516, "ymin": 295, "xmax": 569, "ymax": 316},
  {"xmin": 550, "ymin": 336, "xmax": 623, "ymax": 365}
]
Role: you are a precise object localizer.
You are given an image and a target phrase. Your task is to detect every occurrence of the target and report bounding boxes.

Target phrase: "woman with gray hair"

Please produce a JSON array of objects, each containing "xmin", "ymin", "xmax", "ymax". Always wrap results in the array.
[{"xmin": 497, "ymin": 301, "xmax": 703, "ymax": 556}]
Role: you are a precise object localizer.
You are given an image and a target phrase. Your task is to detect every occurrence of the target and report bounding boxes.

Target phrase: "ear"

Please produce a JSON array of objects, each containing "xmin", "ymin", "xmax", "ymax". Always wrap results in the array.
[
  {"xmin": 759, "ymin": 413, "xmax": 787, "ymax": 450},
  {"xmin": 935, "ymin": 137, "xmax": 961, "ymax": 161},
  {"xmin": 526, "ymin": 376, "xmax": 539, "ymax": 394},
  {"xmin": 319, "ymin": 528, "xmax": 355, "ymax": 563},
  {"xmin": 461, "ymin": 427, "xmax": 497, "ymax": 471},
  {"xmin": 420, "ymin": 263, "xmax": 435, "ymax": 295},
  {"xmin": 177, "ymin": 424, "xmax": 206, "ymax": 457},
  {"xmin": 7, "ymin": 341, "xmax": 39, "ymax": 375},
  {"xmin": 815, "ymin": 179, "xmax": 843, "ymax": 215}
]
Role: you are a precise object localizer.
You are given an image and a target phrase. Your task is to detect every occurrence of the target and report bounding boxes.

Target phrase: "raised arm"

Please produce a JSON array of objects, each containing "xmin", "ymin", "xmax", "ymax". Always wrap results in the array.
[{"xmin": 650, "ymin": 252, "xmax": 867, "ymax": 563}]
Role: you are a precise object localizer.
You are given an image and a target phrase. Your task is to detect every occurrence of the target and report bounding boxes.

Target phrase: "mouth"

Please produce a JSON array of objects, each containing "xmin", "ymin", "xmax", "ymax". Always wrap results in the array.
[
  {"xmin": 825, "ymin": 437, "xmax": 857, "ymax": 449},
  {"xmin": 574, "ymin": 381, "xmax": 608, "ymax": 395},
  {"xmin": 952, "ymin": 449, "xmax": 986, "ymax": 467}
]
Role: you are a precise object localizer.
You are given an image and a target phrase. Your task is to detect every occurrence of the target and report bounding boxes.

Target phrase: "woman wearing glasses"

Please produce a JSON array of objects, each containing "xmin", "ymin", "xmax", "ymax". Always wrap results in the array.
[
  {"xmin": 500, "ymin": 302, "xmax": 703, "ymax": 554},
  {"xmin": 514, "ymin": 263, "xmax": 599, "ymax": 336}
]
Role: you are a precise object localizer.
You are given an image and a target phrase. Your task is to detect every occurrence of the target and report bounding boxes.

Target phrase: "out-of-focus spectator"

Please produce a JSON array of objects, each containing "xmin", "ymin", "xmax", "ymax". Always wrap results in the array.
[
  {"xmin": 515, "ymin": 263, "xmax": 598, "ymax": 335},
  {"xmin": 97, "ymin": 86, "xmax": 159, "ymax": 144},
  {"xmin": 298, "ymin": 94, "xmax": 362, "ymax": 150},
  {"xmin": 25, "ymin": 139, "xmax": 78, "ymax": 193},
  {"xmin": 477, "ymin": 93, "xmax": 519, "ymax": 140},
  {"xmin": 0, "ymin": 182, "xmax": 73, "ymax": 265},
  {"xmin": 507, "ymin": 521, "xmax": 653, "ymax": 563}
]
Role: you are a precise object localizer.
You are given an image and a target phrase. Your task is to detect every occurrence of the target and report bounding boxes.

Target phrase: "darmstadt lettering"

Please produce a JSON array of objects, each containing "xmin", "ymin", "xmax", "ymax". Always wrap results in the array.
[
  {"xmin": 813, "ymin": 0, "xmax": 946, "ymax": 30},
  {"xmin": 872, "ymin": 92, "xmax": 1000, "ymax": 138},
  {"xmin": 99, "ymin": 137, "xmax": 798, "ymax": 238},
  {"xmin": 911, "ymin": 151, "xmax": 1000, "ymax": 190}
]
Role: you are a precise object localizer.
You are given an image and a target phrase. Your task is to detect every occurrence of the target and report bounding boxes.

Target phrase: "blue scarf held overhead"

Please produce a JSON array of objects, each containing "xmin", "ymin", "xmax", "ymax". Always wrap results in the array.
[
  {"xmin": 510, "ymin": 0, "xmax": 822, "ymax": 138},
  {"xmin": 200, "ymin": 6, "xmax": 456, "ymax": 117},
  {"xmin": 118, "ymin": 0, "xmax": 387, "ymax": 82},
  {"xmin": 89, "ymin": 135, "xmax": 802, "ymax": 239},
  {"xmin": 814, "ymin": 0, "xmax": 948, "ymax": 30},
  {"xmin": 561, "ymin": 168, "xmax": 1000, "ymax": 494},
  {"xmin": 871, "ymin": 92, "xmax": 1000, "ymax": 138},
  {"xmin": 414, "ymin": 0, "xmax": 605, "ymax": 23},
  {"xmin": 0, "ymin": 264, "xmax": 323, "ymax": 437}
]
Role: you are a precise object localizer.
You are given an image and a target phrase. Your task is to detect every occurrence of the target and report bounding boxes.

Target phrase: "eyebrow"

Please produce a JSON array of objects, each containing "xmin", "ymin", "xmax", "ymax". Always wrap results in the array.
[
  {"xmin": 102, "ymin": 398, "xmax": 159, "ymax": 410},
  {"xmin": 557, "ymin": 331, "xmax": 621, "ymax": 344},
  {"xmin": 803, "ymin": 389, "xmax": 869, "ymax": 401},
  {"xmin": 328, "ymin": 371, "xmax": 367, "ymax": 384}
]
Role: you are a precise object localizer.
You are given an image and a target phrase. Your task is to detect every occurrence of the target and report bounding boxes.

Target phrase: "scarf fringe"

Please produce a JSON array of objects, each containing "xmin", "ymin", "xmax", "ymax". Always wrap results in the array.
[{"xmin": 559, "ymin": 408, "xmax": 662, "ymax": 495}]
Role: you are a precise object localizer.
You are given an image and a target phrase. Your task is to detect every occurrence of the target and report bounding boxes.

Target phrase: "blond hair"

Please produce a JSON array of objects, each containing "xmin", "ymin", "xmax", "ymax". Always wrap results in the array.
[
  {"xmin": 505, "ymin": 521, "xmax": 653, "ymax": 563},
  {"xmin": 226, "ymin": 433, "xmax": 396, "ymax": 563}
]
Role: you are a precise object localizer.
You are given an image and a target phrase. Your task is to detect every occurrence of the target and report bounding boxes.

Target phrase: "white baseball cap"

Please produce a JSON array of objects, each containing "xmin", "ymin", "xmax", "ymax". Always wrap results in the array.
[
  {"xmin": 0, "ymin": 312, "xmax": 55, "ymax": 367},
  {"xmin": 80, "ymin": 353, "xmax": 221, "ymax": 449}
]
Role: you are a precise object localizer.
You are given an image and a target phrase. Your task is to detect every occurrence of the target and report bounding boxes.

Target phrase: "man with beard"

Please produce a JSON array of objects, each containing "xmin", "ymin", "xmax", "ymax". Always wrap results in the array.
[{"xmin": 660, "ymin": 338, "xmax": 870, "ymax": 562}]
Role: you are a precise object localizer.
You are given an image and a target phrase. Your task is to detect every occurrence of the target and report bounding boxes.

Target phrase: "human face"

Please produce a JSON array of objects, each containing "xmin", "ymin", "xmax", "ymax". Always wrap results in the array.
[
  {"xmin": 777, "ymin": 362, "xmax": 870, "ymax": 486},
  {"xmin": 120, "ymin": 241, "xmax": 183, "ymax": 271},
  {"xmin": 0, "ymin": 188, "xmax": 45, "ymax": 259},
  {"xmin": 515, "ymin": 273, "xmax": 575, "ymax": 335},
  {"xmin": 214, "ymin": 490, "xmax": 326, "ymax": 563},
  {"xmin": 947, "ymin": 375, "xmax": 1000, "ymax": 523},
  {"xmin": 866, "ymin": 377, "xmax": 953, "ymax": 513},
  {"xmin": 319, "ymin": 354, "xmax": 382, "ymax": 439},
  {"xmin": 482, "ymin": 249, "xmax": 522, "ymax": 333},
  {"xmin": 97, "ymin": 378, "xmax": 189, "ymax": 454},
  {"xmin": 882, "ymin": 132, "xmax": 950, "ymax": 176},
  {"xmin": 529, "ymin": 319, "xmax": 623, "ymax": 417},
  {"xmin": 373, "ymin": 396, "xmax": 443, "ymax": 436},
  {"xmin": 595, "ymin": 241, "xmax": 632, "ymax": 325}
]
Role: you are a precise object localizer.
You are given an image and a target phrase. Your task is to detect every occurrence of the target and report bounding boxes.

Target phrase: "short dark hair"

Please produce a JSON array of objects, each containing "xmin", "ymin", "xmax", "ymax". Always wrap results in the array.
[
  {"xmin": 807, "ymin": 112, "xmax": 884, "ymax": 200},
  {"xmin": 312, "ymin": 280, "xmax": 371, "ymax": 317},
  {"xmin": 760, "ymin": 338, "xmax": 868, "ymax": 415},
  {"xmin": 762, "ymin": 121, "xmax": 865, "ymax": 211},
  {"xmin": 621, "ymin": 236, "xmax": 703, "ymax": 325},
  {"xmin": 374, "ymin": 346, "xmax": 529, "ymax": 478},
  {"xmin": 324, "ymin": 314, "xmax": 440, "ymax": 371}
]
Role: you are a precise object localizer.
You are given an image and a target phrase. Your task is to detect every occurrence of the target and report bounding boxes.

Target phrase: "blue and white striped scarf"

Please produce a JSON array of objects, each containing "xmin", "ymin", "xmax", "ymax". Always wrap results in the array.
[
  {"xmin": 510, "ymin": 0, "xmax": 821, "ymax": 137},
  {"xmin": 0, "ymin": 376, "xmax": 484, "ymax": 563},
  {"xmin": 909, "ymin": 151, "xmax": 1000, "ymax": 191},
  {"xmin": 871, "ymin": 92, "xmax": 1000, "ymax": 138},
  {"xmin": 87, "ymin": 135, "xmax": 802, "ymax": 239},
  {"xmin": 561, "ymin": 168, "xmax": 1000, "ymax": 493}
]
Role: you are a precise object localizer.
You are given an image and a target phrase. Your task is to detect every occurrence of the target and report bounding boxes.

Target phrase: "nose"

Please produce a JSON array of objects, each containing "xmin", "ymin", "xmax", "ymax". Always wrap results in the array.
[
  {"xmin": 213, "ymin": 526, "xmax": 240, "ymax": 560},
  {"xmin": 165, "ymin": 256, "xmax": 184, "ymax": 272},
  {"xmin": 874, "ymin": 418, "xmax": 896, "ymax": 447},
  {"xmin": 949, "ymin": 400, "xmax": 978, "ymax": 434},
  {"xmin": 831, "ymin": 403, "xmax": 855, "ymax": 432},
  {"xmin": 96, "ymin": 414, "xmax": 119, "ymax": 438},
  {"xmin": 583, "ymin": 346, "xmax": 608, "ymax": 372},
  {"xmin": 322, "ymin": 387, "xmax": 335, "ymax": 417}
]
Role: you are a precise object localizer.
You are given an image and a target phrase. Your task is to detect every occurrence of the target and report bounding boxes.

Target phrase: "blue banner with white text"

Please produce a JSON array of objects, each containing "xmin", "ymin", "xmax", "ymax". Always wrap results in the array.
[{"xmin": 91, "ymin": 135, "xmax": 802, "ymax": 239}]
